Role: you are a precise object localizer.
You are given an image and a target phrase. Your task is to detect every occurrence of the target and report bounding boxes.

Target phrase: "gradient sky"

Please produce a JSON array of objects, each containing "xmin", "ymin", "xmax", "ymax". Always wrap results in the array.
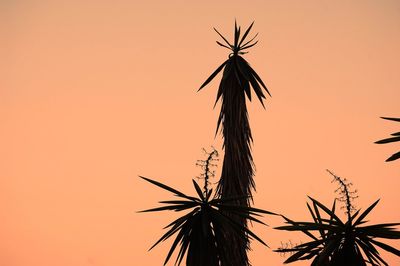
[{"xmin": 1, "ymin": 1, "xmax": 399, "ymax": 265}]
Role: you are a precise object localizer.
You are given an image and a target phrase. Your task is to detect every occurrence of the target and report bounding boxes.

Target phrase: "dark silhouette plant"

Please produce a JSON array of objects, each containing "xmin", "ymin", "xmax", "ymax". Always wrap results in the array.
[
  {"xmin": 139, "ymin": 148, "xmax": 275, "ymax": 266},
  {"xmin": 198, "ymin": 21, "xmax": 270, "ymax": 266},
  {"xmin": 138, "ymin": 20, "xmax": 400, "ymax": 266},
  {"xmin": 375, "ymin": 117, "xmax": 400, "ymax": 162},
  {"xmin": 274, "ymin": 170, "xmax": 400, "ymax": 265}
]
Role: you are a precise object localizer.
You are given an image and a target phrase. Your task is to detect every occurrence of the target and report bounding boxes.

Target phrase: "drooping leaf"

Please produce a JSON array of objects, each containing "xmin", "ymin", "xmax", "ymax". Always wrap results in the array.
[
  {"xmin": 198, "ymin": 60, "xmax": 229, "ymax": 91},
  {"xmin": 149, "ymin": 209, "xmax": 196, "ymax": 251},
  {"xmin": 163, "ymin": 214, "xmax": 196, "ymax": 265},
  {"xmin": 247, "ymin": 63, "xmax": 271, "ymax": 96},
  {"xmin": 370, "ymin": 239, "xmax": 400, "ymax": 256},
  {"xmin": 248, "ymin": 74, "xmax": 266, "ymax": 108}
]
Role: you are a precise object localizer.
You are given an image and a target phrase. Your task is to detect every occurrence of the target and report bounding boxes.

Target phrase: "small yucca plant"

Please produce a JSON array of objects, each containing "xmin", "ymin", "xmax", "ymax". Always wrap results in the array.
[
  {"xmin": 139, "ymin": 149, "xmax": 275, "ymax": 266},
  {"xmin": 375, "ymin": 117, "xmax": 400, "ymax": 162},
  {"xmin": 274, "ymin": 170, "xmax": 400, "ymax": 265}
]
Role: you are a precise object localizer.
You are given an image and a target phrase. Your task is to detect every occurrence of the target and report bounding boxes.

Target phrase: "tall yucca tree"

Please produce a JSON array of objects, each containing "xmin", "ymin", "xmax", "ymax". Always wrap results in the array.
[{"xmin": 198, "ymin": 21, "xmax": 270, "ymax": 265}]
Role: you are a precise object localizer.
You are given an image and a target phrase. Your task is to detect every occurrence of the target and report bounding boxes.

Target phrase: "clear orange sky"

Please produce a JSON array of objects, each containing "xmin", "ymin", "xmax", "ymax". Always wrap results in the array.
[{"xmin": 1, "ymin": 1, "xmax": 399, "ymax": 265}]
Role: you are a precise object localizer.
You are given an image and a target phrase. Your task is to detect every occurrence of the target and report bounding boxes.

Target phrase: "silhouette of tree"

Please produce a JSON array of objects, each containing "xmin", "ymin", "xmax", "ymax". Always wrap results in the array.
[
  {"xmin": 274, "ymin": 170, "xmax": 400, "ymax": 265},
  {"xmin": 198, "ymin": 21, "xmax": 270, "ymax": 266},
  {"xmin": 375, "ymin": 117, "xmax": 400, "ymax": 162},
  {"xmin": 139, "ymin": 148, "xmax": 275, "ymax": 266},
  {"xmin": 138, "ymin": 20, "xmax": 400, "ymax": 266}
]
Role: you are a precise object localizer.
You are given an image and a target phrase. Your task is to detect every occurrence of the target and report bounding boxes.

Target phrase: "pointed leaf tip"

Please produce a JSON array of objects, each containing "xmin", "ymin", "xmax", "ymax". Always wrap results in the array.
[
  {"xmin": 238, "ymin": 21, "xmax": 255, "ymax": 47},
  {"xmin": 198, "ymin": 60, "xmax": 229, "ymax": 91},
  {"xmin": 213, "ymin": 27, "xmax": 232, "ymax": 48}
]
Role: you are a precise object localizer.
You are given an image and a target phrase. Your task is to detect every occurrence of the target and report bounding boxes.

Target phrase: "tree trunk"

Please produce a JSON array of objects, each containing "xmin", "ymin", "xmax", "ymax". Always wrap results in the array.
[{"xmin": 217, "ymin": 68, "xmax": 254, "ymax": 266}]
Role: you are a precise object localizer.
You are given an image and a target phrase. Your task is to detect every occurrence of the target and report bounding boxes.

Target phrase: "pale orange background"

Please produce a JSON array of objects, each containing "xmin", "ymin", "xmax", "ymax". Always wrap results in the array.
[{"xmin": 1, "ymin": 1, "xmax": 399, "ymax": 265}]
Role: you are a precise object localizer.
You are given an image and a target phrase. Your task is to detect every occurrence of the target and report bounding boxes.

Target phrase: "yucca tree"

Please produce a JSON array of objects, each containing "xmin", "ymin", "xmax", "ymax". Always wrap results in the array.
[
  {"xmin": 375, "ymin": 117, "xmax": 400, "ymax": 162},
  {"xmin": 139, "ymin": 149, "xmax": 275, "ymax": 266},
  {"xmin": 274, "ymin": 170, "xmax": 400, "ymax": 265},
  {"xmin": 198, "ymin": 21, "xmax": 270, "ymax": 265}
]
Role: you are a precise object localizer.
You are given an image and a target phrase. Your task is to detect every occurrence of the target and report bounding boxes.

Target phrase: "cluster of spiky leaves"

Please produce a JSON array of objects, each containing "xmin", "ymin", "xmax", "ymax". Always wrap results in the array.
[
  {"xmin": 138, "ymin": 177, "xmax": 274, "ymax": 266},
  {"xmin": 375, "ymin": 117, "xmax": 400, "ymax": 162},
  {"xmin": 198, "ymin": 21, "xmax": 271, "ymax": 133},
  {"xmin": 138, "ymin": 149, "xmax": 275, "ymax": 266},
  {"xmin": 274, "ymin": 172, "xmax": 400, "ymax": 265},
  {"xmin": 198, "ymin": 21, "xmax": 270, "ymax": 266}
]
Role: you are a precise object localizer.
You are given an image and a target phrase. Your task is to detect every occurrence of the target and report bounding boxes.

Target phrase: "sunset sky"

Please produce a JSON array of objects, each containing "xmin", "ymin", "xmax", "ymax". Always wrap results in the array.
[{"xmin": 1, "ymin": 1, "xmax": 399, "ymax": 265}]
